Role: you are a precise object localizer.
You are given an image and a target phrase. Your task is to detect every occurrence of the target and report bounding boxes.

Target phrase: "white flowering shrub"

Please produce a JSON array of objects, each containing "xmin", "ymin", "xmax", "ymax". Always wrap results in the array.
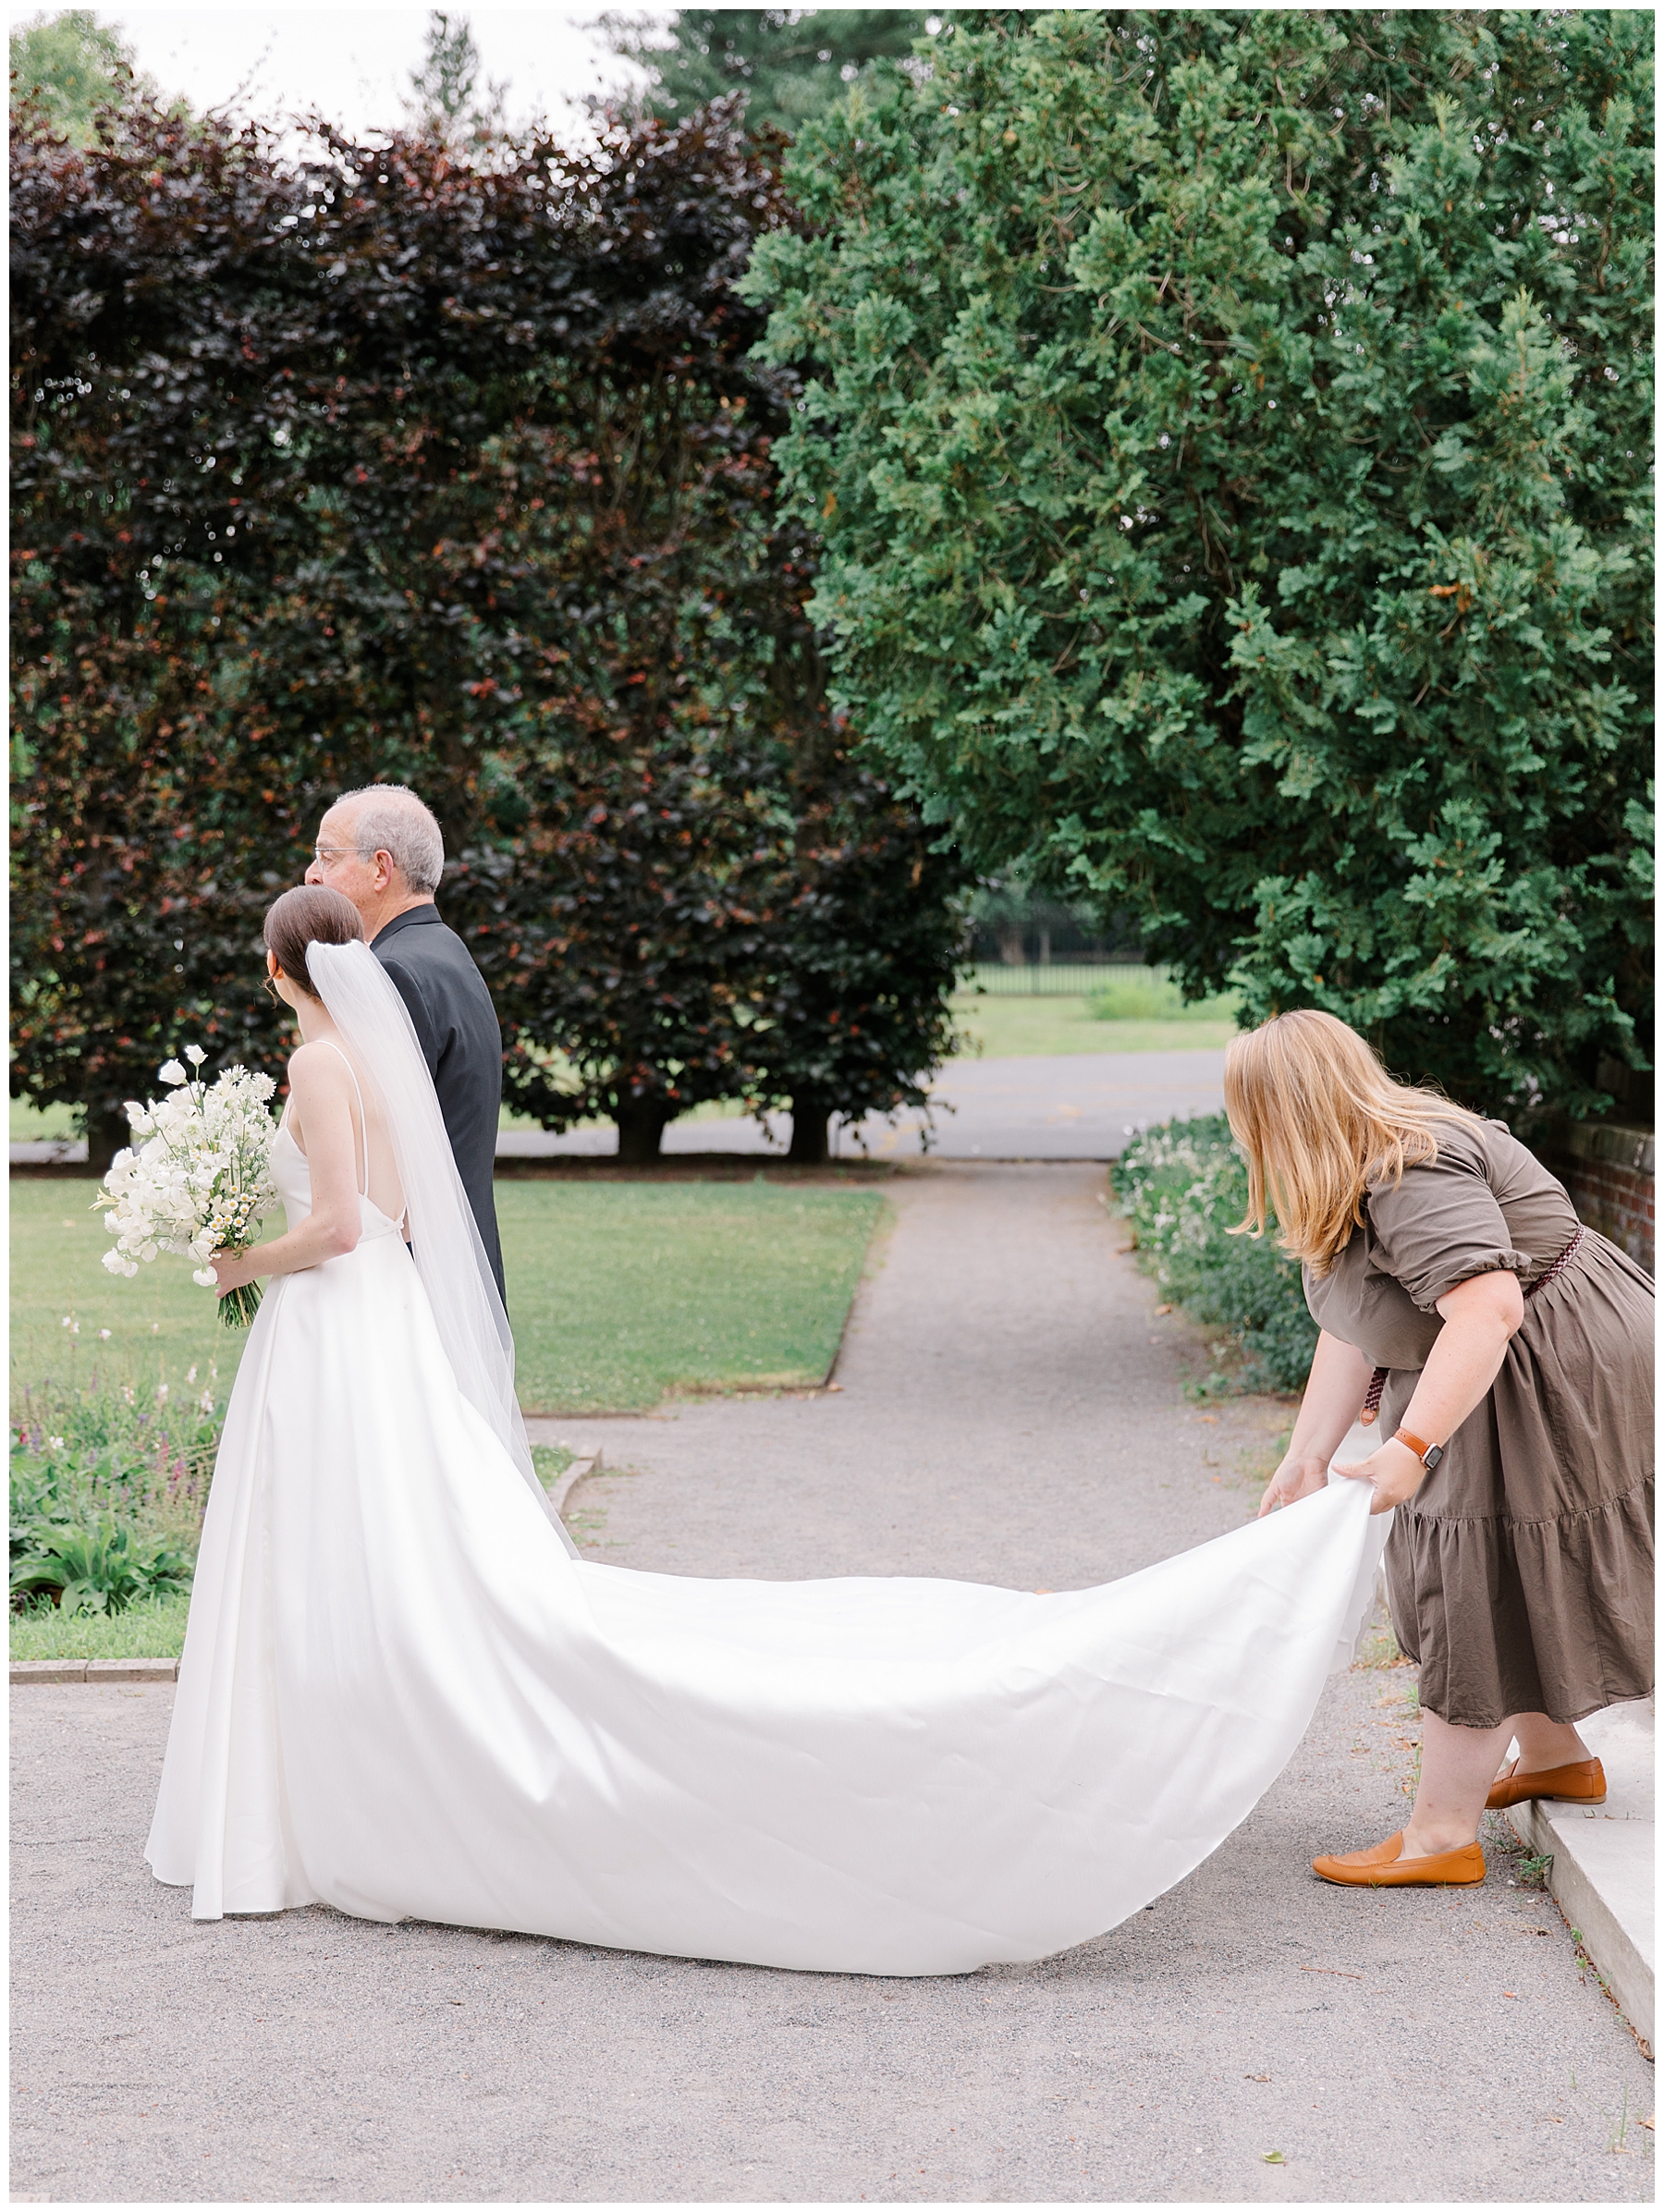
[
  {"xmin": 97, "ymin": 1047, "xmax": 278, "ymax": 1329},
  {"xmin": 1111, "ymin": 1115, "xmax": 1317, "ymax": 1394}
]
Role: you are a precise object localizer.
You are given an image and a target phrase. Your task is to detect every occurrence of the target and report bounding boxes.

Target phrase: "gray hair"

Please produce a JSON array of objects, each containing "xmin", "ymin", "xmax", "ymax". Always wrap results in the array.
[{"xmin": 334, "ymin": 784, "xmax": 445, "ymax": 895}]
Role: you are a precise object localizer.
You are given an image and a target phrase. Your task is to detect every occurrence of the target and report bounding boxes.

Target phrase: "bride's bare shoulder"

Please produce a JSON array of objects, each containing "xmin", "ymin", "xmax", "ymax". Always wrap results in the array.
[{"xmin": 285, "ymin": 1039, "xmax": 351, "ymax": 1089}]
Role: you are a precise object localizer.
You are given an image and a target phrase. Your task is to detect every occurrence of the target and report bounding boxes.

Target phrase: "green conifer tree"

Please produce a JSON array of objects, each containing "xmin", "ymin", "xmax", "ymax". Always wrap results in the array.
[
  {"xmin": 403, "ymin": 9, "xmax": 507, "ymax": 149},
  {"xmin": 604, "ymin": 8, "xmax": 938, "ymax": 138}
]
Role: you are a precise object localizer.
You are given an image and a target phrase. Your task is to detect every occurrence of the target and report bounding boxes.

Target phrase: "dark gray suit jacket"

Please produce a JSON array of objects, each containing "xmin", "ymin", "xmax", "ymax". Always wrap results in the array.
[{"xmin": 372, "ymin": 904, "xmax": 506, "ymax": 1301}]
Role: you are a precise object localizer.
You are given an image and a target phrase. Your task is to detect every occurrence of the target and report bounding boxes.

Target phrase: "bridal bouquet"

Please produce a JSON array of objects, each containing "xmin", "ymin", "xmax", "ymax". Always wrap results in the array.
[{"xmin": 98, "ymin": 1047, "xmax": 280, "ymax": 1329}]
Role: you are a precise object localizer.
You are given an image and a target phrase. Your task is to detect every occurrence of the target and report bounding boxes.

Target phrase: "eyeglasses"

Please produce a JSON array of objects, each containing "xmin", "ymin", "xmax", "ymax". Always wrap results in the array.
[{"xmin": 310, "ymin": 845, "xmax": 368, "ymax": 866}]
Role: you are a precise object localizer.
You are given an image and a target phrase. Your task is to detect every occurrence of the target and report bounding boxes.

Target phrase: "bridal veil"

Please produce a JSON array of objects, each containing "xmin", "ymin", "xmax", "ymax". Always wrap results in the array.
[{"xmin": 306, "ymin": 938, "xmax": 576, "ymax": 1557}]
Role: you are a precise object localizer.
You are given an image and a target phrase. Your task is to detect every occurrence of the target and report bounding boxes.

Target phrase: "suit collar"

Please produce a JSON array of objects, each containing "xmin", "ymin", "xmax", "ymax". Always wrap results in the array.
[{"xmin": 371, "ymin": 902, "xmax": 442, "ymax": 948}]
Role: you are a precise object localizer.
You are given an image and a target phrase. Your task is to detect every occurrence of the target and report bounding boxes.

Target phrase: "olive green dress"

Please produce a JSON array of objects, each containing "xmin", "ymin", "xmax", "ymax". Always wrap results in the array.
[{"xmin": 1303, "ymin": 1117, "xmax": 1654, "ymax": 1729}]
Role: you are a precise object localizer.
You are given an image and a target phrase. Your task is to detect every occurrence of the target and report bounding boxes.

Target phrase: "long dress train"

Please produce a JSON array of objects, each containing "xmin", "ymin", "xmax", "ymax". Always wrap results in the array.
[{"xmin": 146, "ymin": 1120, "xmax": 1382, "ymax": 1977}]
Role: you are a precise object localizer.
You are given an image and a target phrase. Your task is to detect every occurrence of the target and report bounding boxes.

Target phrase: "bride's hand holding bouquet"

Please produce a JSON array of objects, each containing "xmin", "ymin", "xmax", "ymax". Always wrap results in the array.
[{"xmin": 206, "ymin": 1245, "xmax": 263, "ymax": 1297}]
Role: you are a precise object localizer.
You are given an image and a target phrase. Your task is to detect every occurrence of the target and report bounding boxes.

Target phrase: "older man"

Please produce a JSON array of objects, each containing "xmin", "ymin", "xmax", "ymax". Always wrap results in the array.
[{"xmin": 305, "ymin": 784, "xmax": 506, "ymax": 1300}]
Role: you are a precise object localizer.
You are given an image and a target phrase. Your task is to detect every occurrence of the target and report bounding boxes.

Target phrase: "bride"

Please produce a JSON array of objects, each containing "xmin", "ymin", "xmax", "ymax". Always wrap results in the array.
[{"xmin": 147, "ymin": 885, "xmax": 1382, "ymax": 1977}]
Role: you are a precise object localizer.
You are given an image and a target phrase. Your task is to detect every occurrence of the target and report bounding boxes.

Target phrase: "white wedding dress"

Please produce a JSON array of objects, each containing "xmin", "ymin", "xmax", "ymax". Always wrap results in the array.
[{"xmin": 147, "ymin": 946, "xmax": 1385, "ymax": 1978}]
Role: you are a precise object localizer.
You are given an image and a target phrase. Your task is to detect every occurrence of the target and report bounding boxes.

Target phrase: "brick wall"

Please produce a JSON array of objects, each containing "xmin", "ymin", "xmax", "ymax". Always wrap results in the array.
[{"xmin": 1538, "ymin": 1120, "xmax": 1655, "ymax": 1277}]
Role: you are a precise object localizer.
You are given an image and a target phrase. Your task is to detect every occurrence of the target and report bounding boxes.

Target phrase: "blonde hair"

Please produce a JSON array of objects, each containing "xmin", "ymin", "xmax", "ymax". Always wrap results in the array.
[{"xmin": 1224, "ymin": 1009, "xmax": 1485, "ymax": 1274}]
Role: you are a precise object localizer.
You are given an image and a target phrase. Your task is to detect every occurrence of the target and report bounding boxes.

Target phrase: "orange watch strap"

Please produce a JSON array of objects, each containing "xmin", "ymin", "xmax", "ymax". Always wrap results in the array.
[{"xmin": 1392, "ymin": 1426, "xmax": 1434, "ymax": 1462}]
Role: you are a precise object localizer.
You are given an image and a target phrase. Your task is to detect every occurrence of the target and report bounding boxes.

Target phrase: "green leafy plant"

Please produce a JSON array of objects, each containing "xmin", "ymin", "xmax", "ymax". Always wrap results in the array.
[
  {"xmin": 10, "ymin": 1371, "xmax": 214, "ymax": 1617},
  {"xmin": 1606, "ymin": 2083, "xmax": 1631, "ymax": 2155},
  {"xmin": 11, "ymin": 1513, "xmax": 194, "ymax": 1616},
  {"xmin": 8, "ymin": 8, "xmax": 164, "ymax": 145},
  {"xmin": 13, "ymin": 1374, "xmax": 221, "ymax": 1503},
  {"xmin": 1516, "ymin": 1851, "xmax": 1555, "ymax": 1891},
  {"xmin": 1111, "ymin": 1115, "xmax": 1317, "ymax": 1393}
]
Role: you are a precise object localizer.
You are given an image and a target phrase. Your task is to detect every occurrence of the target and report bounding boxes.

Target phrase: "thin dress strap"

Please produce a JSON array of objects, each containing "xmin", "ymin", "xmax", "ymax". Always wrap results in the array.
[{"xmin": 316, "ymin": 1038, "xmax": 370, "ymax": 1199}]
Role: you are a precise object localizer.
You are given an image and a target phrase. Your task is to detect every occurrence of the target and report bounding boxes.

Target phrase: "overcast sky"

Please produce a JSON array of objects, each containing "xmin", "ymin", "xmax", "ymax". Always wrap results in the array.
[{"xmin": 8, "ymin": 2, "xmax": 667, "ymax": 140}]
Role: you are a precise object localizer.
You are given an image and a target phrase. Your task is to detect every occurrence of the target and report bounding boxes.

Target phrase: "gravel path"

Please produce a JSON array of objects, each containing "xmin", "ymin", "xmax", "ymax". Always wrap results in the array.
[{"xmin": 11, "ymin": 1163, "xmax": 1654, "ymax": 2203}]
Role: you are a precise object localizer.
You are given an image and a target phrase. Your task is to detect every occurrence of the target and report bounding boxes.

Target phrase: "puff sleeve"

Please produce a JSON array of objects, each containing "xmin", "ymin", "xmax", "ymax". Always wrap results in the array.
[{"xmin": 1365, "ymin": 1147, "xmax": 1532, "ymax": 1314}]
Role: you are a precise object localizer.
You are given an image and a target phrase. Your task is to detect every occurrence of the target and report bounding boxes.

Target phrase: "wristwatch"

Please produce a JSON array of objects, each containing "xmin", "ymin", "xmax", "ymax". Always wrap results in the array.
[{"xmin": 1391, "ymin": 1426, "xmax": 1444, "ymax": 1473}]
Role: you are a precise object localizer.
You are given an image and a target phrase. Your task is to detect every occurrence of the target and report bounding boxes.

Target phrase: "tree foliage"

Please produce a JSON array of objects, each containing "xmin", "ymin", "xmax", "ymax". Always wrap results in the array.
[
  {"xmin": 746, "ymin": 7, "xmax": 1654, "ymax": 1123},
  {"xmin": 12, "ymin": 94, "xmax": 969, "ymax": 1167},
  {"xmin": 403, "ymin": 8, "xmax": 508, "ymax": 150},
  {"xmin": 8, "ymin": 8, "xmax": 159, "ymax": 145},
  {"xmin": 605, "ymin": 8, "xmax": 937, "ymax": 138}
]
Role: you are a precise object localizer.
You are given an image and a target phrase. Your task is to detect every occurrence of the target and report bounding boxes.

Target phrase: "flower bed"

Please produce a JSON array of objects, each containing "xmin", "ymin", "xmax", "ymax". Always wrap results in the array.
[
  {"xmin": 10, "ymin": 1372, "xmax": 217, "ymax": 1645},
  {"xmin": 1110, "ymin": 1116, "xmax": 1317, "ymax": 1395}
]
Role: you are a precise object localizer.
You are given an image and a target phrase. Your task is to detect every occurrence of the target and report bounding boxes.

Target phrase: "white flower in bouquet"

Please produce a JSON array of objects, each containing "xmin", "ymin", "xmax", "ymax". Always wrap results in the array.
[{"xmin": 97, "ymin": 1047, "xmax": 280, "ymax": 1329}]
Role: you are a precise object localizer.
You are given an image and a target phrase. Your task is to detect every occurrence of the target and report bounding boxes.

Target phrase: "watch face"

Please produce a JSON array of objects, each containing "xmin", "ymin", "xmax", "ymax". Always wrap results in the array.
[{"xmin": 1423, "ymin": 1444, "xmax": 1444, "ymax": 1473}]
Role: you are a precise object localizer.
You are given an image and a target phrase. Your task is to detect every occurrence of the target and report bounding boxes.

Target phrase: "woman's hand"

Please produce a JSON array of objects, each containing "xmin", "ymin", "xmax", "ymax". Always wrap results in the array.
[
  {"xmin": 1259, "ymin": 1331, "xmax": 1376, "ymax": 1521},
  {"xmin": 211, "ymin": 1247, "xmax": 260, "ymax": 1295},
  {"xmin": 1334, "ymin": 1436, "xmax": 1425, "ymax": 1516},
  {"xmin": 1257, "ymin": 1454, "xmax": 1331, "ymax": 1519}
]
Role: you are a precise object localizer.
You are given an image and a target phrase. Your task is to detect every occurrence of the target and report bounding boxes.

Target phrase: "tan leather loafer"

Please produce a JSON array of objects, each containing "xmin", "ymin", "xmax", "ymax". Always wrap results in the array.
[
  {"xmin": 1485, "ymin": 1756, "xmax": 1606, "ymax": 1810},
  {"xmin": 1313, "ymin": 1830, "xmax": 1485, "ymax": 1887}
]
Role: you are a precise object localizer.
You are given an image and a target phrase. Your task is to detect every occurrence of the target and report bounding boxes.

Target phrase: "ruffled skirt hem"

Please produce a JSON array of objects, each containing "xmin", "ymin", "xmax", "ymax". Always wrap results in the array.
[{"xmin": 1387, "ymin": 1477, "xmax": 1655, "ymax": 1729}]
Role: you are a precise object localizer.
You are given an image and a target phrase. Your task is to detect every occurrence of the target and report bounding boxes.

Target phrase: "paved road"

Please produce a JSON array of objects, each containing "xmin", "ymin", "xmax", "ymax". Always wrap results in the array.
[
  {"xmin": 11, "ymin": 1164, "xmax": 1654, "ymax": 2203},
  {"xmin": 498, "ymin": 1049, "xmax": 1228, "ymax": 1165}
]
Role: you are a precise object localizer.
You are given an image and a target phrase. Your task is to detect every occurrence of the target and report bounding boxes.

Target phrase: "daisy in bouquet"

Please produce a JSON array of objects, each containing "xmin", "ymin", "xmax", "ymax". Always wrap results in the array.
[{"xmin": 98, "ymin": 1045, "xmax": 280, "ymax": 1328}]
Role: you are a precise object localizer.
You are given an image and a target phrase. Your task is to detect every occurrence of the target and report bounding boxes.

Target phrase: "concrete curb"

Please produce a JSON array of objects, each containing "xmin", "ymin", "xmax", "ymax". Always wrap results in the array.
[
  {"xmin": 12, "ymin": 1656, "xmax": 177, "ymax": 1685},
  {"xmin": 1506, "ymin": 1698, "xmax": 1655, "ymax": 2050},
  {"xmin": 544, "ymin": 1448, "xmax": 605, "ymax": 1521}
]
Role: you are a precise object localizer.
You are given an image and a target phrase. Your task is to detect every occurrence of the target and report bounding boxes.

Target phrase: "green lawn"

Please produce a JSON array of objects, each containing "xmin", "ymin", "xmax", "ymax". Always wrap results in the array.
[
  {"xmin": 498, "ymin": 1180, "xmax": 883, "ymax": 1412},
  {"xmin": 11, "ymin": 1098, "xmax": 81, "ymax": 1142},
  {"xmin": 12, "ymin": 1177, "xmax": 884, "ymax": 1417},
  {"xmin": 12, "ymin": 974, "xmax": 1233, "ymax": 1168},
  {"xmin": 10, "ymin": 1179, "xmax": 281, "ymax": 1402},
  {"xmin": 14, "ymin": 1094, "xmax": 743, "ymax": 1142},
  {"xmin": 950, "ymin": 985, "xmax": 1240, "ymax": 1060},
  {"xmin": 11, "ymin": 1588, "xmax": 191, "ymax": 1662}
]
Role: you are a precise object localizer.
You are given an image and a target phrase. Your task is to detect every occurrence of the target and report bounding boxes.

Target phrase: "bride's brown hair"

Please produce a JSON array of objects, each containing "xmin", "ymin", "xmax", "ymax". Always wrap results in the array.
[
  {"xmin": 263, "ymin": 885, "xmax": 364, "ymax": 997},
  {"xmin": 1224, "ymin": 1009, "xmax": 1486, "ymax": 1275}
]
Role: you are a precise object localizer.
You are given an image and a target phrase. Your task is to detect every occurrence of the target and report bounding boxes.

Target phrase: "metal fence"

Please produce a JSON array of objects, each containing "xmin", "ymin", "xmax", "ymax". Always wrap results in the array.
[{"xmin": 958, "ymin": 958, "xmax": 1151, "ymax": 998}]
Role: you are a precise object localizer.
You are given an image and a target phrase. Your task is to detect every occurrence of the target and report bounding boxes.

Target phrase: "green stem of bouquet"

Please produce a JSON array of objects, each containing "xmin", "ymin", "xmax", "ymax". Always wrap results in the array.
[{"xmin": 217, "ymin": 1277, "xmax": 263, "ymax": 1331}]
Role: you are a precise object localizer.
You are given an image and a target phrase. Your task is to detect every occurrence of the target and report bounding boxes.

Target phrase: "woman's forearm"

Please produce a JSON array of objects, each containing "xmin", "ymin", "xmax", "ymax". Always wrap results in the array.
[
  {"xmin": 1335, "ymin": 1270, "xmax": 1523, "ymax": 1513},
  {"xmin": 1286, "ymin": 1331, "xmax": 1376, "ymax": 1465},
  {"xmin": 1397, "ymin": 1301, "xmax": 1518, "ymax": 1448},
  {"xmin": 214, "ymin": 1211, "xmax": 358, "ymax": 1289}
]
